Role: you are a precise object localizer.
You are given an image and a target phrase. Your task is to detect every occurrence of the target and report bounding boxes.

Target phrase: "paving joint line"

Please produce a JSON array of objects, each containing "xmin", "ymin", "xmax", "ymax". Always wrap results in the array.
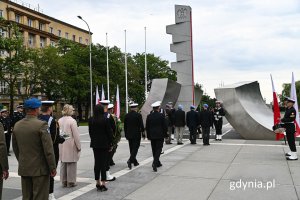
[{"xmin": 284, "ymin": 147, "xmax": 300, "ymax": 199}]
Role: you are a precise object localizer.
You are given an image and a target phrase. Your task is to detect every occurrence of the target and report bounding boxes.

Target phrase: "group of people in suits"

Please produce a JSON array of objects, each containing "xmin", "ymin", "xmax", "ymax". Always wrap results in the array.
[{"xmin": 0, "ymin": 98, "xmax": 84, "ymax": 200}]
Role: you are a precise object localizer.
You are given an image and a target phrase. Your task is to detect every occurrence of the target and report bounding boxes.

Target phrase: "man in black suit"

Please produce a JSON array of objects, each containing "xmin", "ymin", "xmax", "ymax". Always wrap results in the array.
[
  {"xmin": 146, "ymin": 101, "xmax": 167, "ymax": 172},
  {"xmin": 186, "ymin": 105, "xmax": 199, "ymax": 144},
  {"xmin": 199, "ymin": 104, "xmax": 213, "ymax": 145},
  {"xmin": 124, "ymin": 103, "xmax": 145, "ymax": 169}
]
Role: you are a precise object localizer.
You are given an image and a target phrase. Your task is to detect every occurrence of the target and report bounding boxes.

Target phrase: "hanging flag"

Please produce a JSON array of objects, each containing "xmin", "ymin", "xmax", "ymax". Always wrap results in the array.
[
  {"xmin": 114, "ymin": 85, "xmax": 120, "ymax": 119},
  {"xmin": 95, "ymin": 85, "xmax": 100, "ymax": 105},
  {"xmin": 101, "ymin": 84, "xmax": 105, "ymax": 100},
  {"xmin": 271, "ymin": 74, "xmax": 284, "ymax": 140},
  {"xmin": 290, "ymin": 72, "xmax": 300, "ymax": 136}
]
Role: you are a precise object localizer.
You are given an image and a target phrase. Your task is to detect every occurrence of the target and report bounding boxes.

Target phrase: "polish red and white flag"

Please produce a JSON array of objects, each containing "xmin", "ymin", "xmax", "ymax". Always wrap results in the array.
[
  {"xmin": 290, "ymin": 72, "xmax": 300, "ymax": 137},
  {"xmin": 271, "ymin": 74, "xmax": 284, "ymax": 140},
  {"xmin": 95, "ymin": 85, "xmax": 100, "ymax": 105},
  {"xmin": 101, "ymin": 84, "xmax": 105, "ymax": 101},
  {"xmin": 114, "ymin": 85, "xmax": 120, "ymax": 119}
]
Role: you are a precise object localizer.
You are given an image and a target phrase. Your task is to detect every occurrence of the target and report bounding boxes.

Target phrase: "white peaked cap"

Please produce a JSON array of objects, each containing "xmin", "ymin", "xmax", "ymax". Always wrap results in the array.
[
  {"xmin": 100, "ymin": 100, "xmax": 110, "ymax": 105},
  {"xmin": 151, "ymin": 101, "xmax": 161, "ymax": 108}
]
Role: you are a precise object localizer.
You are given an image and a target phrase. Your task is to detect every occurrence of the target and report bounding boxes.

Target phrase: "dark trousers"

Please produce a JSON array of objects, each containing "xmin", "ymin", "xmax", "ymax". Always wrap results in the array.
[
  {"xmin": 214, "ymin": 121, "xmax": 223, "ymax": 135},
  {"xmin": 5, "ymin": 133, "xmax": 11, "ymax": 152},
  {"xmin": 189, "ymin": 127, "xmax": 197, "ymax": 144},
  {"xmin": 202, "ymin": 127, "xmax": 210, "ymax": 145},
  {"xmin": 109, "ymin": 145, "xmax": 117, "ymax": 164},
  {"xmin": 128, "ymin": 139, "xmax": 141, "ymax": 164},
  {"xmin": 93, "ymin": 148, "xmax": 108, "ymax": 181},
  {"xmin": 150, "ymin": 139, "xmax": 164, "ymax": 167},
  {"xmin": 285, "ymin": 123, "xmax": 296, "ymax": 152},
  {"xmin": 49, "ymin": 145, "xmax": 59, "ymax": 194}
]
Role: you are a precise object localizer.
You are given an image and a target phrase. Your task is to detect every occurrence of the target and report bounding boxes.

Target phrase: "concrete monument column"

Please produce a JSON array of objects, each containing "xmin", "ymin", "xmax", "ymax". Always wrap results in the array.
[{"xmin": 166, "ymin": 5, "xmax": 195, "ymax": 111}]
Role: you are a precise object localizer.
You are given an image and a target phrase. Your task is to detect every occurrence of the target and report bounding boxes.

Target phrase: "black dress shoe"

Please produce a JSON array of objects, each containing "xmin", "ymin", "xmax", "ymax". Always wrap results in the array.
[
  {"xmin": 177, "ymin": 142, "xmax": 183, "ymax": 145},
  {"xmin": 99, "ymin": 185, "xmax": 108, "ymax": 192},
  {"xmin": 157, "ymin": 163, "xmax": 162, "ymax": 167},
  {"xmin": 134, "ymin": 162, "xmax": 139, "ymax": 166},
  {"xmin": 110, "ymin": 161, "xmax": 115, "ymax": 166},
  {"xmin": 152, "ymin": 164, "xmax": 157, "ymax": 172},
  {"xmin": 7, "ymin": 153, "xmax": 11, "ymax": 156},
  {"xmin": 285, "ymin": 153, "xmax": 291, "ymax": 157},
  {"xmin": 96, "ymin": 184, "xmax": 101, "ymax": 191},
  {"xmin": 127, "ymin": 161, "xmax": 132, "ymax": 170}
]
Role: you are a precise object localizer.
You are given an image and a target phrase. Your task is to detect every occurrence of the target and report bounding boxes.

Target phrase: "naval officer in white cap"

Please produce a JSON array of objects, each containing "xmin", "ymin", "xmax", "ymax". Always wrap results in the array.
[{"xmin": 146, "ymin": 101, "xmax": 168, "ymax": 172}]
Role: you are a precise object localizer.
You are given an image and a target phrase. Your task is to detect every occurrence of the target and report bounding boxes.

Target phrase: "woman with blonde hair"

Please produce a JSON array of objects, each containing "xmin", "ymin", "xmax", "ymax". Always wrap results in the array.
[{"xmin": 58, "ymin": 104, "xmax": 81, "ymax": 187}]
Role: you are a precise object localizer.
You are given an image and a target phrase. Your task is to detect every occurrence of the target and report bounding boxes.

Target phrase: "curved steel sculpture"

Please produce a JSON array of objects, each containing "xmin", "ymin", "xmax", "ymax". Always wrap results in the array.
[
  {"xmin": 214, "ymin": 81, "xmax": 275, "ymax": 140},
  {"xmin": 140, "ymin": 78, "xmax": 181, "ymax": 124}
]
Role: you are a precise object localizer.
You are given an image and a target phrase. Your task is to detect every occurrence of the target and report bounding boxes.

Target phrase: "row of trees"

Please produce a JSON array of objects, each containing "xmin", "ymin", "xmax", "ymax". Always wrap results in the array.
[{"xmin": 0, "ymin": 19, "xmax": 176, "ymax": 120}]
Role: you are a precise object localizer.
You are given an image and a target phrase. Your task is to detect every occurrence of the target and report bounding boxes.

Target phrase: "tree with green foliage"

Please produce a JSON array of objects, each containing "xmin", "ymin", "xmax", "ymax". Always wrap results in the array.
[
  {"xmin": 0, "ymin": 19, "xmax": 28, "ymax": 114},
  {"xmin": 281, "ymin": 81, "xmax": 300, "ymax": 104}
]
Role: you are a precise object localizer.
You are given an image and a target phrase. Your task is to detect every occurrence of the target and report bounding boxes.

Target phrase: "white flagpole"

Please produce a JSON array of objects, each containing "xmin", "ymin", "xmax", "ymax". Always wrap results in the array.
[
  {"xmin": 144, "ymin": 27, "xmax": 148, "ymax": 100},
  {"xmin": 106, "ymin": 33, "xmax": 110, "ymax": 101},
  {"xmin": 125, "ymin": 30, "xmax": 128, "ymax": 113}
]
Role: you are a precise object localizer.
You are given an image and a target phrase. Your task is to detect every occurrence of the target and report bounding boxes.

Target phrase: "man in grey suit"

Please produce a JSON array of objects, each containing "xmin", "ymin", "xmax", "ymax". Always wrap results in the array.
[
  {"xmin": 12, "ymin": 98, "xmax": 57, "ymax": 200},
  {"xmin": 0, "ymin": 122, "xmax": 9, "ymax": 200}
]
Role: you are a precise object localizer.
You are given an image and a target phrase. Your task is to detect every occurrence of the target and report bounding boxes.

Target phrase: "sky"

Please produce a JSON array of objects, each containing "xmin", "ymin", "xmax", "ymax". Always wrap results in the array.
[{"xmin": 23, "ymin": 0, "xmax": 300, "ymax": 103}]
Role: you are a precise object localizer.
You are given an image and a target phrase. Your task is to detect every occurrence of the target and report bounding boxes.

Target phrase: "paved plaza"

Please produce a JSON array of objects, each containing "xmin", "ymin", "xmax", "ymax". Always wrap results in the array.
[{"xmin": 3, "ymin": 124, "xmax": 300, "ymax": 200}]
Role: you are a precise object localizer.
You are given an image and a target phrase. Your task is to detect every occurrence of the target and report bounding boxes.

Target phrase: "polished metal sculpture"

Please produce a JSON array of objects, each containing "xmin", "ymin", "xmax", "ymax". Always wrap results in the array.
[
  {"xmin": 214, "ymin": 81, "xmax": 275, "ymax": 140},
  {"xmin": 140, "ymin": 78, "xmax": 181, "ymax": 124}
]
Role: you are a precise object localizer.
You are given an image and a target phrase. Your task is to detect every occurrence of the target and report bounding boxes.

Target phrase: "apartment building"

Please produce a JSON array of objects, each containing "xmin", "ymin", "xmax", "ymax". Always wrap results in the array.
[{"xmin": 0, "ymin": 0, "xmax": 92, "ymax": 112}]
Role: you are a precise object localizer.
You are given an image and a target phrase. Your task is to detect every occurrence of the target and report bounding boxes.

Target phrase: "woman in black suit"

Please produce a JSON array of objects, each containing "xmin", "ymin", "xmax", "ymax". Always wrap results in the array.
[{"xmin": 88, "ymin": 104, "xmax": 113, "ymax": 191}]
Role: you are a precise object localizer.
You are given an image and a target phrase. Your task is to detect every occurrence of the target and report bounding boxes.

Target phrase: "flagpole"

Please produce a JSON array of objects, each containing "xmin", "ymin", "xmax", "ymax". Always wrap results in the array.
[
  {"xmin": 125, "ymin": 30, "xmax": 128, "ymax": 113},
  {"xmin": 106, "ymin": 33, "xmax": 110, "ymax": 101},
  {"xmin": 144, "ymin": 26, "xmax": 148, "ymax": 100}
]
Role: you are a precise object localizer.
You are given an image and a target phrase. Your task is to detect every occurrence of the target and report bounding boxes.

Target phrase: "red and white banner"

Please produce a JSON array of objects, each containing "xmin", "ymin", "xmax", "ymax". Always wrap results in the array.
[
  {"xmin": 95, "ymin": 85, "xmax": 100, "ymax": 105},
  {"xmin": 270, "ymin": 74, "xmax": 284, "ymax": 140},
  {"xmin": 291, "ymin": 72, "xmax": 300, "ymax": 137},
  {"xmin": 101, "ymin": 84, "xmax": 105, "ymax": 101},
  {"xmin": 114, "ymin": 85, "xmax": 120, "ymax": 119}
]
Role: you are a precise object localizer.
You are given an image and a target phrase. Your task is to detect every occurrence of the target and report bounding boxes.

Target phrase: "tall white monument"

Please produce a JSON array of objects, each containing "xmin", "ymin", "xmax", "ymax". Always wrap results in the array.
[{"xmin": 166, "ymin": 5, "xmax": 195, "ymax": 111}]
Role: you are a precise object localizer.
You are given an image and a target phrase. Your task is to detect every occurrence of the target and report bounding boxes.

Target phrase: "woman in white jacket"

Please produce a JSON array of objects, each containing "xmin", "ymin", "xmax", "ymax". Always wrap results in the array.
[{"xmin": 58, "ymin": 104, "xmax": 81, "ymax": 187}]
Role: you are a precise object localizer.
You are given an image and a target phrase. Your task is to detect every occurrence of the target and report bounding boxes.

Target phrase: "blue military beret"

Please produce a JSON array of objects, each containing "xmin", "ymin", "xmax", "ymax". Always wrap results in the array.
[
  {"xmin": 24, "ymin": 98, "xmax": 42, "ymax": 109},
  {"xmin": 203, "ymin": 104, "xmax": 208, "ymax": 108}
]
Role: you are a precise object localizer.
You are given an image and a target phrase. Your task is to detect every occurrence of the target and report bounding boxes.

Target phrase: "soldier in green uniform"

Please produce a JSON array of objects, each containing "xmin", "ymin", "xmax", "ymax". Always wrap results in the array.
[
  {"xmin": 0, "ymin": 122, "xmax": 9, "ymax": 200},
  {"xmin": 12, "ymin": 98, "xmax": 57, "ymax": 200}
]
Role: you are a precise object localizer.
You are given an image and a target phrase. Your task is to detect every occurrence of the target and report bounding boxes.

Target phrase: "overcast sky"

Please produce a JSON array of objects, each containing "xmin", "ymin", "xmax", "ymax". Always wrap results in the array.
[{"xmin": 25, "ymin": 0, "xmax": 300, "ymax": 103}]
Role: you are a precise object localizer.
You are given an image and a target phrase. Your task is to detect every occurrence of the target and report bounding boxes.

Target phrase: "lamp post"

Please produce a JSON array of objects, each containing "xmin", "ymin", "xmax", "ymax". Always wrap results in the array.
[{"xmin": 78, "ymin": 15, "xmax": 93, "ymax": 116}]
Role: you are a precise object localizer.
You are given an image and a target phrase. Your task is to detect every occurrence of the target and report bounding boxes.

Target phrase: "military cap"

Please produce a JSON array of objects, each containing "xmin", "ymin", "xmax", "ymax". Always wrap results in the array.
[
  {"xmin": 16, "ymin": 105, "xmax": 24, "ymax": 109},
  {"xmin": 130, "ymin": 103, "xmax": 138, "ymax": 108},
  {"xmin": 178, "ymin": 104, "xmax": 183, "ymax": 110},
  {"xmin": 99, "ymin": 100, "xmax": 110, "ymax": 105},
  {"xmin": 0, "ymin": 108, "xmax": 8, "ymax": 113},
  {"xmin": 287, "ymin": 97, "xmax": 295, "ymax": 103},
  {"xmin": 108, "ymin": 104, "xmax": 114, "ymax": 109},
  {"xmin": 190, "ymin": 105, "xmax": 195, "ymax": 109},
  {"xmin": 151, "ymin": 101, "xmax": 161, "ymax": 108},
  {"xmin": 203, "ymin": 104, "xmax": 208, "ymax": 108},
  {"xmin": 24, "ymin": 98, "xmax": 42, "ymax": 109},
  {"xmin": 41, "ymin": 100, "xmax": 55, "ymax": 106}
]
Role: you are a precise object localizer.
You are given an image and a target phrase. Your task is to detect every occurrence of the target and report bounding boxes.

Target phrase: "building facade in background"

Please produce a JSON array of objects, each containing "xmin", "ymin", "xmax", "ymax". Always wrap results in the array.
[{"xmin": 0, "ymin": 0, "xmax": 92, "ymax": 112}]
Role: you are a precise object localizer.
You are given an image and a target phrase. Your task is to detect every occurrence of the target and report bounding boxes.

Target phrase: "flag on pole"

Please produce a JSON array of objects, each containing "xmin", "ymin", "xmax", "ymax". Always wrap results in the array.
[
  {"xmin": 101, "ymin": 85, "xmax": 105, "ymax": 100},
  {"xmin": 95, "ymin": 85, "xmax": 100, "ymax": 105},
  {"xmin": 290, "ymin": 72, "xmax": 300, "ymax": 137},
  {"xmin": 114, "ymin": 85, "xmax": 120, "ymax": 119},
  {"xmin": 271, "ymin": 74, "xmax": 284, "ymax": 140}
]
